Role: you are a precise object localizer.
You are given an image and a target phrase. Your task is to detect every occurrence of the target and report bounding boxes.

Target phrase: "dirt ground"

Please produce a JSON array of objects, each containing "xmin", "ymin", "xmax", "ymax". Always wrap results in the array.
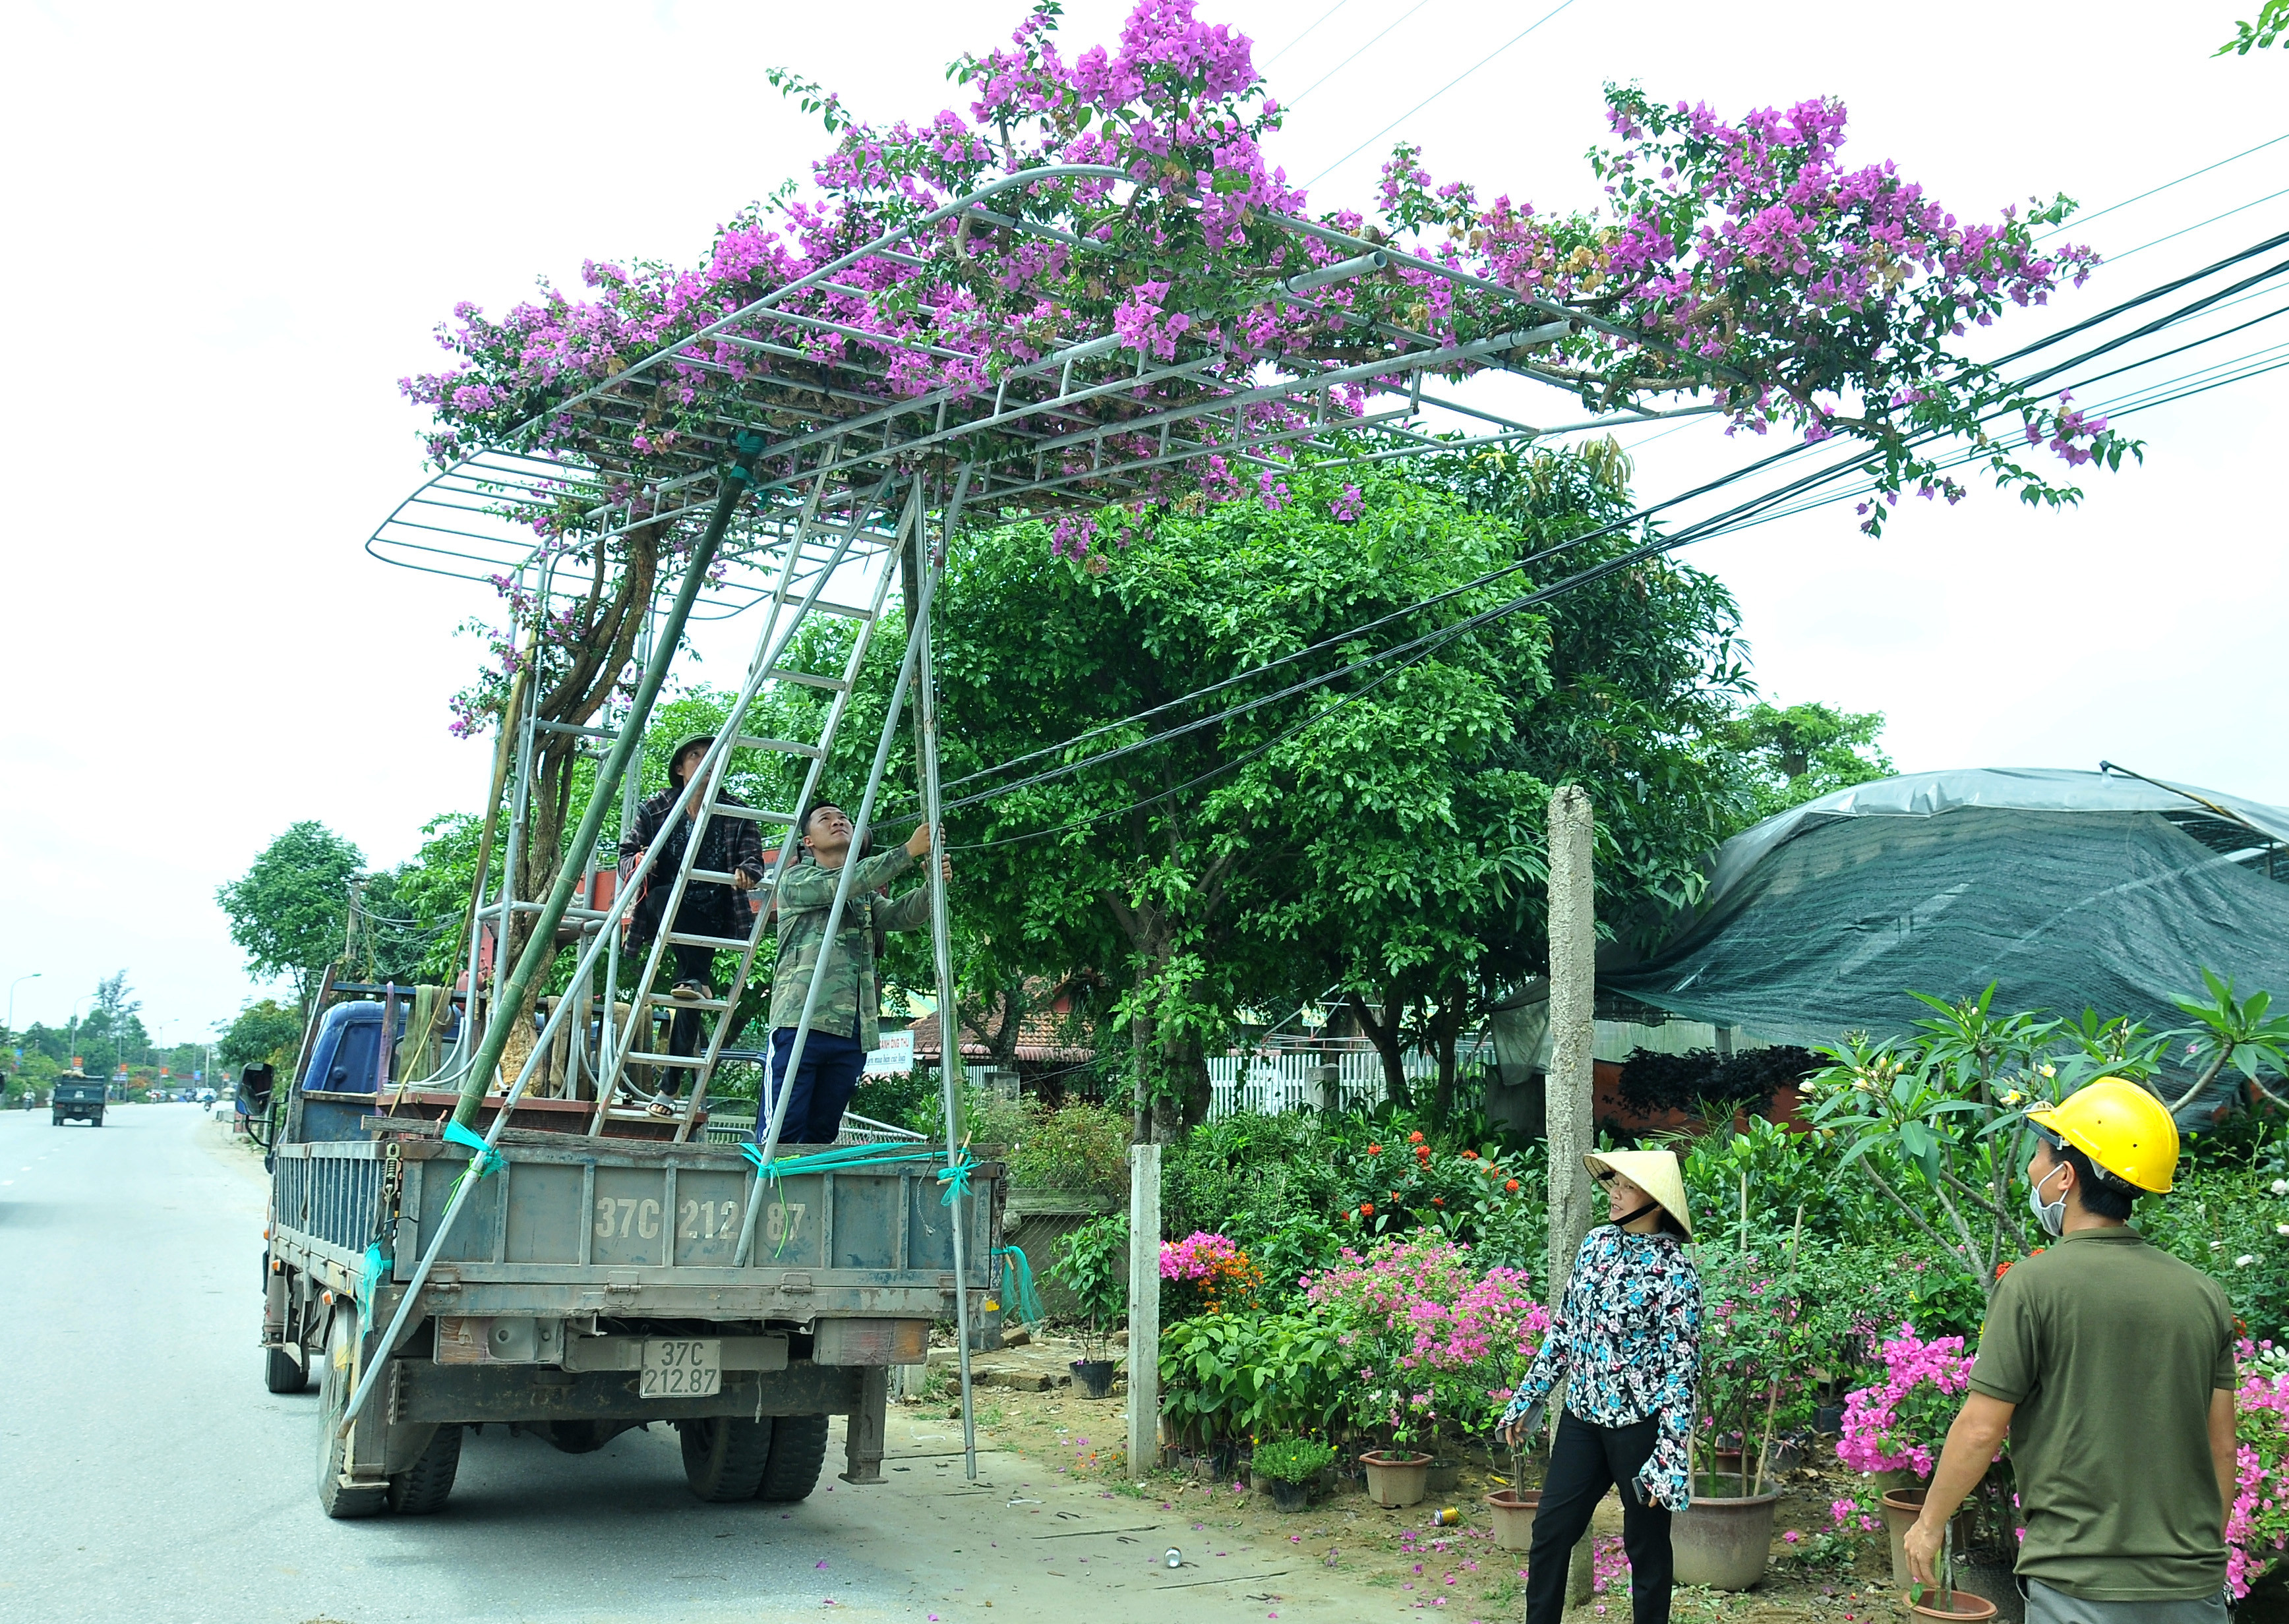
[{"xmin": 925, "ymin": 1335, "xmax": 1911, "ymax": 1622}]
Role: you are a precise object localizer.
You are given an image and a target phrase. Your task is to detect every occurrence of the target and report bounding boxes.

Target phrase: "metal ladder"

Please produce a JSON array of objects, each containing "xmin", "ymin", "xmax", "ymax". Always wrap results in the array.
[{"xmin": 584, "ymin": 473, "xmax": 914, "ymax": 1140}]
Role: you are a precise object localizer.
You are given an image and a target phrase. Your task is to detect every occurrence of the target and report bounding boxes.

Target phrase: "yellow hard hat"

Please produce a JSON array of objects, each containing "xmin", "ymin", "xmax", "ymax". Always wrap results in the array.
[{"xmin": 2026, "ymin": 1076, "xmax": 2180, "ymax": 1194}]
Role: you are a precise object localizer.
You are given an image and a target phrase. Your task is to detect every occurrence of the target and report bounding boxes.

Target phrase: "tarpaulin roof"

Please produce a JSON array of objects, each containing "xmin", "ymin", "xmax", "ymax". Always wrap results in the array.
[{"xmin": 1604, "ymin": 768, "xmax": 2289, "ymax": 1049}]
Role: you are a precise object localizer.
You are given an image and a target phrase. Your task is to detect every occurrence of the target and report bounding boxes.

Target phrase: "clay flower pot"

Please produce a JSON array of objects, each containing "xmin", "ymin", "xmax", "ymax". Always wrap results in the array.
[
  {"xmin": 1484, "ymin": 1487, "xmax": 1539, "ymax": 1552},
  {"xmin": 1906, "ymin": 1586, "xmax": 1999, "ymax": 1620},
  {"xmin": 1879, "ymin": 1486, "xmax": 1970, "ymax": 1588},
  {"xmin": 1671, "ymin": 1478, "xmax": 1780, "ymax": 1591},
  {"xmin": 1359, "ymin": 1449, "xmax": 1433, "ymax": 1508}
]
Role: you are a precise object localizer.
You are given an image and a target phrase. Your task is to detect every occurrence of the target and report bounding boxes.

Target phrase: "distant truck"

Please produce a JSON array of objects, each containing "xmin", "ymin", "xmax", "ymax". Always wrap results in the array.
[
  {"xmin": 262, "ymin": 987, "xmax": 1001, "ymax": 1518},
  {"xmin": 52, "ymin": 1071, "xmax": 104, "ymax": 1127}
]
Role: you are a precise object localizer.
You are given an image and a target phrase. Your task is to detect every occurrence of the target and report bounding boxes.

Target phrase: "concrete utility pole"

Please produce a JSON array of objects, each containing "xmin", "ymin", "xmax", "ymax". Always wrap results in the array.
[
  {"xmin": 1545, "ymin": 784, "xmax": 1599, "ymax": 1606},
  {"xmin": 1126, "ymin": 1141, "xmax": 1162, "ymax": 1478}
]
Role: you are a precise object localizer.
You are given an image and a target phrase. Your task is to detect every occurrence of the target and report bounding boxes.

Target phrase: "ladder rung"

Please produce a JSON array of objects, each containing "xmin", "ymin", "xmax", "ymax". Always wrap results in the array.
[
  {"xmin": 624, "ymin": 1051, "xmax": 707, "ymax": 1068},
  {"xmin": 729, "ymin": 735, "xmax": 825, "ymax": 759},
  {"xmin": 705, "ymin": 803, "xmax": 796, "ymax": 825},
  {"xmin": 643, "ymin": 991, "xmax": 732, "ymax": 1012},
  {"xmin": 809, "ymin": 600, "xmax": 876, "ymax": 621},
  {"xmin": 667, "ymin": 931, "xmax": 755, "ymax": 951},
  {"xmin": 764, "ymin": 670, "xmax": 849, "ymax": 693}
]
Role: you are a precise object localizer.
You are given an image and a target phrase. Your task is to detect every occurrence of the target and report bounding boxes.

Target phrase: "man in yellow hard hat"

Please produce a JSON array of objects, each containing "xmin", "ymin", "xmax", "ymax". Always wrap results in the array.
[{"xmin": 1905, "ymin": 1078, "xmax": 2238, "ymax": 1623}]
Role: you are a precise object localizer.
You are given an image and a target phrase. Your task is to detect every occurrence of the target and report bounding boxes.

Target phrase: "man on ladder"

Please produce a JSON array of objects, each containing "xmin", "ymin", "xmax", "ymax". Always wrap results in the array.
[
  {"xmin": 765, "ymin": 802, "xmax": 947, "ymax": 1147},
  {"xmin": 620, "ymin": 734, "xmax": 767, "ymax": 1116}
]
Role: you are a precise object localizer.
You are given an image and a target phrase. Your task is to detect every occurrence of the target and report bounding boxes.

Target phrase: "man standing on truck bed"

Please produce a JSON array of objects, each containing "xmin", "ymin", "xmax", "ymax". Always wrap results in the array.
[
  {"xmin": 764, "ymin": 802, "xmax": 945, "ymax": 1146},
  {"xmin": 620, "ymin": 734, "xmax": 767, "ymax": 1116}
]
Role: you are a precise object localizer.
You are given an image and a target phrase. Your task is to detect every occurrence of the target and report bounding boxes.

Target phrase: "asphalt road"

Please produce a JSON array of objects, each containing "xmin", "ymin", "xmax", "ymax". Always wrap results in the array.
[{"xmin": 0, "ymin": 1107, "xmax": 1355, "ymax": 1624}]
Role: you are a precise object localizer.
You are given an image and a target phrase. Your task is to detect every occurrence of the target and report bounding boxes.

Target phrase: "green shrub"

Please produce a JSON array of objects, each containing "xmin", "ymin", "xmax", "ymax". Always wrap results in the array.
[
  {"xmin": 1052, "ymin": 1212, "xmax": 1130, "ymax": 1357},
  {"xmin": 1009, "ymin": 1100, "xmax": 1131, "ymax": 1198},
  {"xmin": 1159, "ymin": 1311, "xmax": 1346, "ymax": 1447},
  {"xmin": 1251, "ymin": 1437, "xmax": 1336, "ymax": 1483}
]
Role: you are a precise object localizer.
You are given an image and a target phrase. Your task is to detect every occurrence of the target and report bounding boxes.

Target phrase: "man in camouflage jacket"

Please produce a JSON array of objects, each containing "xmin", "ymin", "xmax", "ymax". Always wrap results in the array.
[{"xmin": 763, "ymin": 801, "xmax": 945, "ymax": 1146}]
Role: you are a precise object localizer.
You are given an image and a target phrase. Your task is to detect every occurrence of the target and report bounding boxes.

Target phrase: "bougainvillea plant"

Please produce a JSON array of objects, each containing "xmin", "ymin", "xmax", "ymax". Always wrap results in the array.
[
  {"xmin": 1836, "ymin": 1321, "xmax": 1978, "ymax": 1477},
  {"xmin": 395, "ymin": 0, "xmax": 2131, "ymax": 1039},
  {"xmin": 1304, "ymin": 1231, "xmax": 1547, "ymax": 1441}
]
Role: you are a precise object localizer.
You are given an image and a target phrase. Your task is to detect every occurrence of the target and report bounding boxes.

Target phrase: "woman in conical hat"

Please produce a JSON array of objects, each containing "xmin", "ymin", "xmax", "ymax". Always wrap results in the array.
[{"xmin": 1499, "ymin": 1148, "xmax": 1701, "ymax": 1624}]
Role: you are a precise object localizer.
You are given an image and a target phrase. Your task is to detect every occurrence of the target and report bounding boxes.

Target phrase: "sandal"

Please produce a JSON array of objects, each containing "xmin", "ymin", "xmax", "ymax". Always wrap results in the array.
[
  {"xmin": 647, "ymin": 1096, "xmax": 678, "ymax": 1118},
  {"xmin": 670, "ymin": 979, "xmax": 712, "ymax": 1002}
]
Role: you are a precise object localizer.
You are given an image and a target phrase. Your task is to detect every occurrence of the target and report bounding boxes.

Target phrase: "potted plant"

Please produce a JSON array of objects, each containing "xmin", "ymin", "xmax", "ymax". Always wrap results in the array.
[
  {"xmin": 1251, "ymin": 1437, "xmax": 1336, "ymax": 1512},
  {"xmin": 1357, "ymin": 1444, "xmax": 1435, "ymax": 1508},
  {"xmin": 1052, "ymin": 1213, "xmax": 1129, "ymax": 1399},
  {"xmin": 1837, "ymin": 1322, "xmax": 1979, "ymax": 1586},
  {"xmin": 1485, "ymin": 1443, "xmax": 1540, "ymax": 1551},
  {"xmin": 1907, "ymin": 1522, "xmax": 1999, "ymax": 1620},
  {"xmin": 1671, "ymin": 1230, "xmax": 1798, "ymax": 1590}
]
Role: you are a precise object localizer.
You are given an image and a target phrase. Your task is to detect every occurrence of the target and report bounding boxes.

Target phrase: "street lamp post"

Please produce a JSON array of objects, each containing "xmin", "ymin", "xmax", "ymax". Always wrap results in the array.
[{"xmin": 5, "ymin": 972, "xmax": 39, "ymax": 1045}]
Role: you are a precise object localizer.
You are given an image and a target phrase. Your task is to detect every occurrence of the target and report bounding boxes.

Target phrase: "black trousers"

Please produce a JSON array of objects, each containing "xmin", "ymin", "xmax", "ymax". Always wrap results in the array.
[
  {"xmin": 1526, "ymin": 1410, "xmax": 1673, "ymax": 1624},
  {"xmin": 660, "ymin": 944, "xmax": 717, "ymax": 1095}
]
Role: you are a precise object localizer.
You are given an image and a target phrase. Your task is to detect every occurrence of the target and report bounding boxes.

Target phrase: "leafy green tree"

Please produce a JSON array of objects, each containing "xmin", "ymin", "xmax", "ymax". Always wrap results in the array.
[
  {"xmin": 218, "ymin": 999, "xmax": 305, "ymax": 1074},
  {"xmin": 216, "ymin": 821, "xmax": 364, "ymax": 1014},
  {"xmin": 1303, "ymin": 442, "xmax": 1761, "ymax": 1115},
  {"xmin": 1719, "ymin": 701, "xmax": 1895, "ymax": 826},
  {"xmin": 916, "ymin": 461, "xmax": 1549, "ymax": 1137},
  {"xmin": 76, "ymin": 972, "xmax": 148, "ymax": 1079},
  {"xmin": 2218, "ymin": 0, "xmax": 2287, "ymax": 52}
]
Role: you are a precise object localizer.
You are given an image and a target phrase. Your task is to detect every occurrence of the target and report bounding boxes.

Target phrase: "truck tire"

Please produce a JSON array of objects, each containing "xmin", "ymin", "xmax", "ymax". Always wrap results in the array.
[
  {"xmin": 388, "ymin": 1424, "xmax": 462, "ymax": 1515},
  {"xmin": 678, "ymin": 1416, "xmax": 774, "ymax": 1502},
  {"xmin": 755, "ymin": 1413, "xmax": 831, "ymax": 1502},
  {"xmin": 265, "ymin": 1345, "xmax": 309, "ymax": 1394},
  {"xmin": 316, "ymin": 1315, "xmax": 386, "ymax": 1519}
]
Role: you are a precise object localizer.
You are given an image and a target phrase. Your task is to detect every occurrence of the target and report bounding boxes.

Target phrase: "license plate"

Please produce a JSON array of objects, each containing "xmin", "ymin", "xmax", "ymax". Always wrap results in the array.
[{"xmin": 640, "ymin": 1338, "xmax": 721, "ymax": 1399}]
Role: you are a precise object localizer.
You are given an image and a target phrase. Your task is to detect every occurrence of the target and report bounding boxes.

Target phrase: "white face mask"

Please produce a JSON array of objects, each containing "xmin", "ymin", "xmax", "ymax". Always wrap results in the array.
[{"xmin": 2029, "ymin": 1160, "xmax": 2069, "ymax": 1238}]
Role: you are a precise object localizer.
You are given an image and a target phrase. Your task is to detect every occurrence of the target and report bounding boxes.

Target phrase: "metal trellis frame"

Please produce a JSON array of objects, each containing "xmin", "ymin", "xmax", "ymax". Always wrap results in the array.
[{"xmin": 358, "ymin": 165, "xmax": 1701, "ymax": 1475}]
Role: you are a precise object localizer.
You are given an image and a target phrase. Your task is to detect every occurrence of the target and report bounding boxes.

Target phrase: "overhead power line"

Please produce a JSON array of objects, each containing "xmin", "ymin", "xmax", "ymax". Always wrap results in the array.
[
  {"xmin": 917, "ymin": 238, "xmax": 2289, "ymax": 850},
  {"xmin": 1286, "ymin": 0, "xmax": 1439, "ymax": 105},
  {"xmin": 1303, "ymin": 0, "xmax": 1582, "ymax": 187}
]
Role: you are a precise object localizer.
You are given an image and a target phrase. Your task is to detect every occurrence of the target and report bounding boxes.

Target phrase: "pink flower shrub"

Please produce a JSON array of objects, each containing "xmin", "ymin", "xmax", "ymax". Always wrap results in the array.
[
  {"xmin": 1161, "ymin": 1230, "xmax": 1246, "ymax": 1281},
  {"xmin": 1835, "ymin": 1322, "xmax": 1975, "ymax": 1477},
  {"xmin": 2228, "ymin": 1340, "xmax": 2289, "ymax": 1597},
  {"xmin": 1304, "ymin": 1233, "xmax": 1549, "ymax": 1439}
]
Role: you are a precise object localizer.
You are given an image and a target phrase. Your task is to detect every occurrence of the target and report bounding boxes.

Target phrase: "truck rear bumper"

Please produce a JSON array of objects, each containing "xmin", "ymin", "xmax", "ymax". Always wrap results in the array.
[{"xmin": 388, "ymin": 1358, "xmax": 865, "ymax": 1426}]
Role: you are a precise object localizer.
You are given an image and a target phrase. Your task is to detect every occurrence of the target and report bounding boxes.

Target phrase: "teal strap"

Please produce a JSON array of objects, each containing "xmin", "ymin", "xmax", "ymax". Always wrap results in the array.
[
  {"xmin": 735, "ymin": 1140, "xmax": 976, "ymax": 1257},
  {"xmin": 359, "ymin": 1240, "xmax": 391, "ymax": 1334},
  {"xmin": 442, "ymin": 1118, "xmax": 504, "ymax": 1206},
  {"xmin": 991, "ymin": 1244, "xmax": 1044, "ymax": 1325}
]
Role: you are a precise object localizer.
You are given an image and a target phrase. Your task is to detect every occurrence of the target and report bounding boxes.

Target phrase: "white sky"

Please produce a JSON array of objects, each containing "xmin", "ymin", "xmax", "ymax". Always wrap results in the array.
[{"xmin": 2, "ymin": 0, "xmax": 2282, "ymax": 1043}]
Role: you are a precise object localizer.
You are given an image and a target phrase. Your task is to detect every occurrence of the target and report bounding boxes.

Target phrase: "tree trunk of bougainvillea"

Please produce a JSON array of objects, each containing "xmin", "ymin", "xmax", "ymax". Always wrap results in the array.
[{"xmin": 490, "ymin": 525, "xmax": 660, "ymax": 1091}]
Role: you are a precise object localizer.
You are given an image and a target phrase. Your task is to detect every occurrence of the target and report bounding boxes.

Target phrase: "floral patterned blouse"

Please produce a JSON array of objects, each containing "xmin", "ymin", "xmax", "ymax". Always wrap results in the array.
[{"xmin": 1501, "ymin": 1225, "xmax": 1702, "ymax": 1510}]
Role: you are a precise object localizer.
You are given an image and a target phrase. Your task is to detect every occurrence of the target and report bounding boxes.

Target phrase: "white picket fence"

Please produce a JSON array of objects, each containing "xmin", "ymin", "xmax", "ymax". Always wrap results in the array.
[{"xmin": 1204, "ymin": 1039, "xmax": 1494, "ymax": 1119}]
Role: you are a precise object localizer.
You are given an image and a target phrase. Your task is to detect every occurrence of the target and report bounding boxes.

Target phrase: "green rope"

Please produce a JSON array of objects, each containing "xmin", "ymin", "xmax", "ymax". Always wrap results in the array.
[{"xmin": 991, "ymin": 1244, "xmax": 1044, "ymax": 1325}]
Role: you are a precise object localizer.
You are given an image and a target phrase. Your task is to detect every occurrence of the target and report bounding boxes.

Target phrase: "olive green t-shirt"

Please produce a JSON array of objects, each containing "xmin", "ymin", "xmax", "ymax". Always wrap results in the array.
[{"xmin": 1968, "ymin": 1227, "xmax": 2236, "ymax": 1602}]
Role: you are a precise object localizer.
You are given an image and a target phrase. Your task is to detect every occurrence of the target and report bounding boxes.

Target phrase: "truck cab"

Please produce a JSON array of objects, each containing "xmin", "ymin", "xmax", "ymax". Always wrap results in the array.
[{"xmin": 52, "ymin": 1071, "xmax": 105, "ymax": 1127}]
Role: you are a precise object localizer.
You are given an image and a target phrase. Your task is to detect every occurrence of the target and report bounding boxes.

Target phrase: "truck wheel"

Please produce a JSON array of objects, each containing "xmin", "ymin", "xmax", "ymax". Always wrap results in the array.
[
  {"xmin": 388, "ymin": 1424, "xmax": 462, "ymax": 1515},
  {"xmin": 755, "ymin": 1413, "xmax": 831, "ymax": 1502},
  {"xmin": 265, "ymin": 1345, "xmax": 309, "ymax": 1395},
  {"xmin": 678, "ymin": 1416, "xmax": 774, "ymax": 1502},
  {"xmin": 316, "ymin": 1316, "xmax": 386, "ymax": 1519}
]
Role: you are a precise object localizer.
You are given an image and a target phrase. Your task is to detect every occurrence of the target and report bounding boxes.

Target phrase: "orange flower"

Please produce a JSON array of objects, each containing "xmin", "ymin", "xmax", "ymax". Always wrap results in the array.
[
  {"xmin": 1408, "ymin": 1130, "xmax": 1425, "ymax": 1144},
  {"xmin": 1367, "ymin": 1144, "xmax": 1382, "ymax": 1155},
  {"xmin": 1505, "ymin": 1178, "xmax": 1520, "ymax": 1192},
  {"xmin": 1461, "ymin": 1149, "xmax": 1479, "ymax": 1160},
  {"xmin": 1360, "ymin": 1202, "xmax": 1376, "ymax": 1216},
  {"xmin": 1431, "ymin": 1197, "xmax": 1445, "ymax": 1207}
]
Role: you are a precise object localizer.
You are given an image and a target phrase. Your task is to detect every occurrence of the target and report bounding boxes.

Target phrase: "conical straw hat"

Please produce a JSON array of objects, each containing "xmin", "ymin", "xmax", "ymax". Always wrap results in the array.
[{"xmin": 1582, "ymin": 1149, "xmax": 1692, "ymax": 1238}]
